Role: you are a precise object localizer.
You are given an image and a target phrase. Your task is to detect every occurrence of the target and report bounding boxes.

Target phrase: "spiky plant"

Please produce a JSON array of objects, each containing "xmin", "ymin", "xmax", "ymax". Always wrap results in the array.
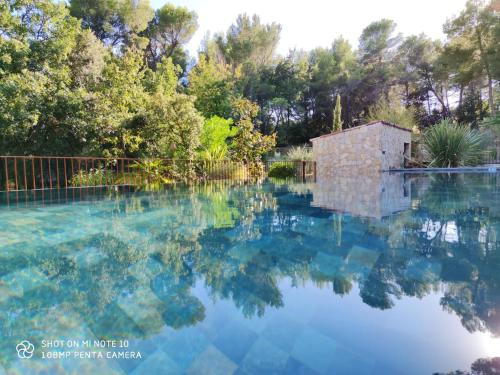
[
  {"xmin": 286, "ymin": 146, "xmax": 313, "ymax": 161},
  {"xmin": 423, "ymin": 120, "xmax": 487, "ymax": 167}
]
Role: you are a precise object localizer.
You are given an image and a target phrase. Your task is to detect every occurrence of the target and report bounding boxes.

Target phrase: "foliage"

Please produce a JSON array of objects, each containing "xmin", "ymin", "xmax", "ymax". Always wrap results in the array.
[
  {"xmin": 267, "ymin": 162, "xmax": 296, "ymax": 178},
  {"xmin": 0, "ymin": 0, "xmax": 102, "ymax": 155},
  {"xmin": 333, "ymin": 94, "xmax": 343, "ymax": 132},
  {"xmin": 70, "ymin": 0, "xmax": 154, "ymax": 49},
  {"xmin": 198, "ymin": 146, "xmax": 227, "ymax": 161},
  {"xmin": 443, "ymin": 0, "xmax": 498, "ymax": 115},
  {"xmin": 144, "ymin": 3, "xmax": 198, "ymax": 70},
  {"xmin": 367, "ymin": 95, "xmax": 418, "ymax": 132},
  {"xmin": 423, "ymin": 120, "xmax": 487, "ymax": 167},
  {"xmin": 70, "ymin": 167, "xmax": 115, "ymax": 187},
  {"xmin": 1, "ymin": 0, "xmax": 499, "ymax": 162},
  {"xmin": 214, "ymin": 14, "xmax": 281, "ymax": 67},
  {"xmin": 229, "ymin": 99, "xmax": 276, "ymax": 177},
  {"xmin": 188, "ymin": 55, "xmax": 237, "ymax": 118},
  {"xmin": 143, "ymin": 93, "xmax": 203, "ymax": 160},
  {"xmin": 480, "ymin": 114, "xmax": 500, "ymax": 159},
  {"xmin": 285, "ymin": 146, "xmax": 313, "ymax": 161},
  {"xmin": 129, "ymin": 158, "xmax": 248, "ymax": 184},
  {"xmin": 480, "ymin": 114, "xmax": 500, "ymax": 137},
  {"xmin": 455, "ymin": 91, "xmax": 489, "ymax": 128},
  {"xmin": 200, "ymin": 161, "xmax": 247, "ymax": 180},
  {"xmin": 199, "ymin": 116, "xmax": 237, "ymax": 160},
  {"xmin": 143, "ymin": 57, "xmax": 180, "ymax": 96},
  {"xmin": 0, "ymin": 2, "xmax": 198, "ymax": 159},
  {"xmin": 130, "ymin": 159, "xmax": 173, "ymax": 185}
]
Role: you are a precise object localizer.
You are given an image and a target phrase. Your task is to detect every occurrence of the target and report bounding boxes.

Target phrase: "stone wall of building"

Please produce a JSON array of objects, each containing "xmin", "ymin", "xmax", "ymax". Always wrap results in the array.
[
  {"xmin": 380, "ymin": 124, "xmax": 411, "ymax": 170},
  {"xmin": 311, "ymin": 121, "xmax": 411, "ymax": 180},
  {"xmin": 311, "ymin": 124, "xmax": 382, "ymax": 180}
]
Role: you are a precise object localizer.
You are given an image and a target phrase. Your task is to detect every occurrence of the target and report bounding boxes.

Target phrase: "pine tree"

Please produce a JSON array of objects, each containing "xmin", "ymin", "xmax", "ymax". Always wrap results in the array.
[{"xmin": 333, "ymin": 94, "xmax": 343, "ymax": 132}]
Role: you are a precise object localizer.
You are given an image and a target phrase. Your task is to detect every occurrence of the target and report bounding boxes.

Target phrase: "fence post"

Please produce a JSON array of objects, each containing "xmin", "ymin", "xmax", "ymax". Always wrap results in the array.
[
  {"xmin": 3, "ymin": 157, "xmax": 9, "ymax": 192},
  {"xmin": 13, "ymin": 157, "xmax": 18, "ymax": 191},
  {"xmin": 302, "ymin": 161, "xmax": 306, "ymax": 181}
]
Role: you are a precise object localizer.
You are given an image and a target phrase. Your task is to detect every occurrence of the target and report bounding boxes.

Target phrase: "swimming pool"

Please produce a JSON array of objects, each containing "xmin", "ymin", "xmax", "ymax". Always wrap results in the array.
[{"xmin": 1, "ymin": 173, "xmax": 499, "ymax": 374}]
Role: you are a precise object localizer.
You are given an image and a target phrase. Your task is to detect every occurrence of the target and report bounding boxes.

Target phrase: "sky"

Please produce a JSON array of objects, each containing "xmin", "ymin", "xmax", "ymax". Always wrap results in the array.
[{"xmin": 150, "ymin": 0, "xmax": 468, "ymax": 57}]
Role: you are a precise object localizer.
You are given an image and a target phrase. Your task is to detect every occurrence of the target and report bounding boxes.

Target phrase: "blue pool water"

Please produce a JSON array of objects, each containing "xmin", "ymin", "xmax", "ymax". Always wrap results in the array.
[{"xmin": 1, "ymin": 173, "xmax": 500, "ymax": 374}]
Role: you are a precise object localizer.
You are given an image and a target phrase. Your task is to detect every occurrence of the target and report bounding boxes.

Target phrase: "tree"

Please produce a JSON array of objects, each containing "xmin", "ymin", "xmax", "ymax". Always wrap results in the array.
[
  {"xmin": 249, "ymin": 51, "xmax": 309, "ymax": 138},
  {"xmin": 143, "ymin": 57, "xmax": 180, "ymax": 96},
  {"xmin": 188, "ymin": 54, "xmax": 236, "ymax": 118},
  {"xmin": 333, "ymin": 94, "xmax": 343, "ymax": 131},
  {"xmin": 208, "ymin": 14, "xmax": 282, "ymax": 109},
  {"xmin": 69, "ymin": 0, "xmax": 154, "ymax": 49},
  {"xmin": 359, "ymin": 19, "xmax": 401, "ymax": 64},
  {"xmin": 144, "ymin": 93, "xmax": 203, "ymax": 160},
  {"xmin": 230, "ymin": 99, "xmax": 276, "ymax": 176},
  {"xmin": 366, "ymin": 94, "xmax": 418, "ymax": 131},
  {"xmin": 357, "ymin": 19, "xmax": 402, "ymax": 111},
  {"xmin": 216, "ymin": 14, "xmax": 281, "ymax": 67},
  {"xmin": 444, "ymin": 0, "xmax": 499, "ymax": 115},
  {"xmin": 95, "ymin": 50, "xmax": 198, "ymax": 159},
  {"xmin": 307, "ymin": 38, "xmax": 359, "ymax": 135},
  {"xmin": 0, "ymin": 0, "xmax": 102, "ymax": 155},
  {"xmin": 144, "ymin": 3, "xmax": 198, "ymax": 69},
  {"xmin": 397, "ymin": 34, "xmax": 451, "ymax": 120},
  {"xmin": 69, "ymin": 30, "xmax": 108, "ymax": 88}
]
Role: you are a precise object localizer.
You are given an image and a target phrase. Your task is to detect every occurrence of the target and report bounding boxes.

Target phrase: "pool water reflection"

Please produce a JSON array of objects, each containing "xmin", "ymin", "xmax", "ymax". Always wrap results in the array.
[{"xmin": 0, "ymin": 173, "xmax": 500, "ymax": 374}]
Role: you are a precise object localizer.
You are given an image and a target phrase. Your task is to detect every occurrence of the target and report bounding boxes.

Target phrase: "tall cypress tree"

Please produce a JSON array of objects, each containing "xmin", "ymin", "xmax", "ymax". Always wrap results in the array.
[{"xmin": 333, "ymin": 94, "xmax": 343, "ymax": 132}]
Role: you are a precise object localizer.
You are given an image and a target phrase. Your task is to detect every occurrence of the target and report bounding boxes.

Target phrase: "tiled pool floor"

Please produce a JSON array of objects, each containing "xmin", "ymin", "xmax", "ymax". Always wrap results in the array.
[{"xmin": 1, "ymin": 174, "xmax": 500, "ymax": 374}]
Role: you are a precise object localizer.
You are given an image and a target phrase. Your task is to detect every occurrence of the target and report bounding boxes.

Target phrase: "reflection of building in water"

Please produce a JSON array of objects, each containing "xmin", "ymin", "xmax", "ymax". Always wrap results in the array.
[{"xmin": 311, "ymin": 172, "xmax": 411, "ymax": 218}]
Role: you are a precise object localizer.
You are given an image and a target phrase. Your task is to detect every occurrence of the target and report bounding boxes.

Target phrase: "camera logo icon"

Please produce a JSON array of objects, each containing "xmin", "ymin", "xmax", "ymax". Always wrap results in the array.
[{"xmin": 16, "ymin": 341, "xmax": 35, "ymax": 359}]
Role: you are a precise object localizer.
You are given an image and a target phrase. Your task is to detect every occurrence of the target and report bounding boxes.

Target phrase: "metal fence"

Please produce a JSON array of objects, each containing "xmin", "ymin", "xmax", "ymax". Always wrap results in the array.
[
  {"xmin": 264, "ymin": 160, "xmax": 316, "ymax": 179},
  {"xmin": 0, "ymin": 156, "xmax": 316, "ymax": 192},
  {"xmin": 484, "ymin": 152, "xmax": 500, "ymax": 164}
]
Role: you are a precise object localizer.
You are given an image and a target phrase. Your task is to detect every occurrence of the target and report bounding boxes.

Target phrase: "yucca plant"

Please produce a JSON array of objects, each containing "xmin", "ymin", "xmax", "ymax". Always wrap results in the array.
[{"xmin": 423, "ymin": 120, "xmax": 487, "ymax": 167}]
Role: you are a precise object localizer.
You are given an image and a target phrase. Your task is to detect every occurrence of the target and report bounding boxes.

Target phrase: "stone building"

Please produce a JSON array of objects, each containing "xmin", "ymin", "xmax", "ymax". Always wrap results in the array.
[{"xmin": 310, "ymin": 121, "xmax": 411, "ymax": 179}]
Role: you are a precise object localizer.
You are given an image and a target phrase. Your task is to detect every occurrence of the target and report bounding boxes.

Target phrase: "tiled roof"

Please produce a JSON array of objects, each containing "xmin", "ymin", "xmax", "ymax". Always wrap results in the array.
[{"xmin": 310, "ymin": 120, "xmax": 412, "ymax": 142}]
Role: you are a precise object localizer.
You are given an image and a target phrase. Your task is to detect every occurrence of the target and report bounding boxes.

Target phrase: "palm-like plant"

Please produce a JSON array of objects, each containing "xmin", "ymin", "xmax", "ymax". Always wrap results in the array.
[{"xmin": 423, "ymin": 120, "xmax": 487, "ymax": 167}]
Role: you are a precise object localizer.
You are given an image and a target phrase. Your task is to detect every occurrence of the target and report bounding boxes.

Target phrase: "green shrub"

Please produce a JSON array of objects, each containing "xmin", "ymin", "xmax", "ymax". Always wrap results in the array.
[
  {"xmin": 423, "ymin": 120, "xmax": 487, "ymax": 167},
  {"xmin": 198, "ymin": 116, "xmax": 236, "ymax": 160},
  {"xmin": 268, "ymin": 163, "xmax": 297, "ymax": 178}
]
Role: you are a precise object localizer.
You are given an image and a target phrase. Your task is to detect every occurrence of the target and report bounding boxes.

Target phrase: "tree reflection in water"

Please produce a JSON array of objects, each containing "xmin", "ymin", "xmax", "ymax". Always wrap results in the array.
[
  {"xmin": 0, "ymin": 174, "xmax": 500, "ymax": 370},
  {"xmin": 435, "ymin": 357, "xmax": 500, "ymax": 375}
]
